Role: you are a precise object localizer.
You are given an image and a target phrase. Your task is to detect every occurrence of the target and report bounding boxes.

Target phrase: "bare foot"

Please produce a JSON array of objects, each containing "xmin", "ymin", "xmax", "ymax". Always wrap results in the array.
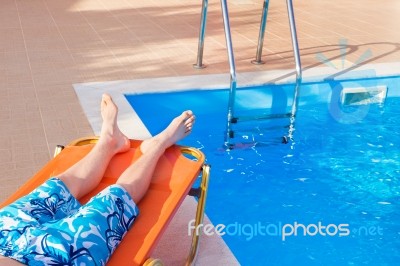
[
  {"xmin": 141, "ymin": 110, "xmax": 195, "ymax": 153},
  {"xmin": 99, "ymin": 94, "xmax": 130, "ymax": 154}
]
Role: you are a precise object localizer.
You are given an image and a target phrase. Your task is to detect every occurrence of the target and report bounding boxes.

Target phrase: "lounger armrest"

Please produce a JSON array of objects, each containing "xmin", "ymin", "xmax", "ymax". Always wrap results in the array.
[{"xmin": 186, "ymin": 163, "xmax": 211, "ymax": 266}]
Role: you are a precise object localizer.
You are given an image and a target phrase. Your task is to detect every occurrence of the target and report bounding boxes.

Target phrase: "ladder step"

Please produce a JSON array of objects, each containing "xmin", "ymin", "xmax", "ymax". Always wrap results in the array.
[
  {"xmin": 233, "ymin": 113, "xmax": 292, "ymax": 123},
  {"xmin": 227, "ymin": 136, "xmax": 292, "ymax": 149}
]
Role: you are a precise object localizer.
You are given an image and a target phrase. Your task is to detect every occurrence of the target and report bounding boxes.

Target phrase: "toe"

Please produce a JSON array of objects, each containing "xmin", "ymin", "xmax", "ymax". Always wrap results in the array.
[
  {"xmin": 185, "ymin": 116, "xmax": 195, "ymax": 126},
  {"xmin": 185, "ymin": 121, "xmax": 194, "ymax": 128},
  {"xmin": 102, "ymin": 94, "xmax": 115, "ymax": 107},
  {"xmin": 183, "ymin": 110, "xmax": 193, "ymax": 119}
]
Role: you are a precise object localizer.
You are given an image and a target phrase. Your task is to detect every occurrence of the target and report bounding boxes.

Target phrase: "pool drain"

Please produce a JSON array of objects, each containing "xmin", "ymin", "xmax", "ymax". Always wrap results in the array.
[{"xmin": 341, "ymin": 86, "xmax": 387, "ymax": 106}]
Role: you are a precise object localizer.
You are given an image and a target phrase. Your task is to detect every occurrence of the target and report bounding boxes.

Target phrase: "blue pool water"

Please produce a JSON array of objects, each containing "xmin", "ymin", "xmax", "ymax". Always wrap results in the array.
[{"xmin": 126, "ymin": 76, "xmax": 400, "ymax": 265}]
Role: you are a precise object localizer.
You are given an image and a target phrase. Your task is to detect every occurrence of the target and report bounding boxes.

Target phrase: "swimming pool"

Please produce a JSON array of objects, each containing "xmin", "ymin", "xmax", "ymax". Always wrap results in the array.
[{"xmin": 125, "ymin": 75, "xmax": 400, "ymax": 265}]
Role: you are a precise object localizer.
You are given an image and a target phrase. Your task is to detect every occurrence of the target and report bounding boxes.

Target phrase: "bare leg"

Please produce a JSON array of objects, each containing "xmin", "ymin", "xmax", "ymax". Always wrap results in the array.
[
  {"xmin": 116, "ymin": 110, "xmax": 195, "ymax": 203},
  {"xmin": 57, "ymin": 94, "xmax": 130, "ymax": 199}
]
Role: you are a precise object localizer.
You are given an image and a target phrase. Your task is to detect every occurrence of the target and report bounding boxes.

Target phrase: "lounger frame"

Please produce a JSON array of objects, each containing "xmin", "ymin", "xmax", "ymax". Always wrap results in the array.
[{"xmin": 60, "ymin": 137, "xmax": 210, "ymax": 266}]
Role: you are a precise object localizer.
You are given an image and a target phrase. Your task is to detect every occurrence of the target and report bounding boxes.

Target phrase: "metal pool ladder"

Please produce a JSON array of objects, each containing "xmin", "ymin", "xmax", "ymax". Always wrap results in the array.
[{"xmin": 217, "ymin": 0, "xmax": 303, "ymax": 148}]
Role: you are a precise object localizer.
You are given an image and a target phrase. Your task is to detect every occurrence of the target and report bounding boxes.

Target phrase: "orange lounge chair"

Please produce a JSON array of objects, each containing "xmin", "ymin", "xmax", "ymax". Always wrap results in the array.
[{"xmin": 0, "ymin": 137, "xmax": 210, "ymax": 266}]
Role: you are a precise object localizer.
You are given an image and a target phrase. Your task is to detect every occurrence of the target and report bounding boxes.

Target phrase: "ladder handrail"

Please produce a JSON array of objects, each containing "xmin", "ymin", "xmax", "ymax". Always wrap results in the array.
[
  {"xmin": 212, "ymin": 0, "xmax": 303, "ymax": 148},
  {"xmin": 286, "ymin": 0, "xmax": 302, "ymax": 144},
  {"xmin": 194, "ymin": 0, "xmax": 302, "ymax": 80},
  {"xmin": 253, "ymin": 0, "xmax": 302, "ymax": 82},
  {"xmin": 220, "ymin": 0, "xmax": 238, "ymax": 148},
  {"xmin": 252, "ymin": 0, "xmax": 270, "ymax": 65},
  {"xmin": 286, "ymin": 0, "xmax": 302, "ymax": 82},
  {"xmin": 193, "ymin": 0, "xmax": 208, "ymax": 69}
]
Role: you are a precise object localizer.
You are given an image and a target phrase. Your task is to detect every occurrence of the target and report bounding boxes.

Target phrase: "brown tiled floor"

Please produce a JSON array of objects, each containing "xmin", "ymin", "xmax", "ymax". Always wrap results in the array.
[{"xmin": 0, "ymin": 0, "xmax": 399, "ymax": 207}]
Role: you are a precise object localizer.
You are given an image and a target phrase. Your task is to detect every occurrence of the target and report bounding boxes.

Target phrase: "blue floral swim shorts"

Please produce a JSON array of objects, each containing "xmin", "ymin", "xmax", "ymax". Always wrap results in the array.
[{"xmin": 0, "ymin": 177, "xmax": 139, "ymax": 265}]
